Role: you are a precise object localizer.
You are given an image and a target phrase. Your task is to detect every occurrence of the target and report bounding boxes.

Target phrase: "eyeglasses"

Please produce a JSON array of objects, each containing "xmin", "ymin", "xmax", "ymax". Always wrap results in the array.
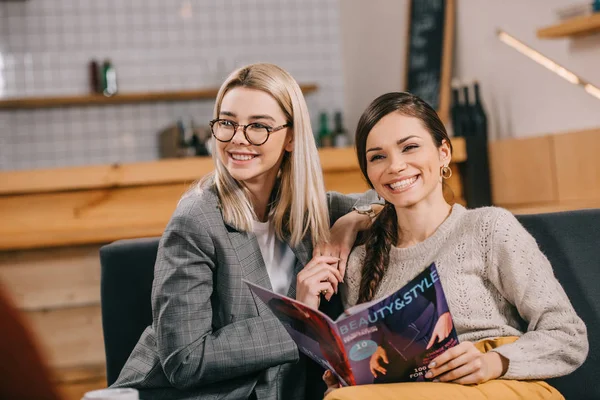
[{"xmin": 209, "ymin": 119, "xmax": 292, "ymax": 146}]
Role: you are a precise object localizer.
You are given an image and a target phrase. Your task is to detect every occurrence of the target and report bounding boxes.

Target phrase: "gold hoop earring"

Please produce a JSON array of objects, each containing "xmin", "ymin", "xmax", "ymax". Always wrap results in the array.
[{"xmin": 441, "ymin": 165, "xmax": 452, "ymax": 179}]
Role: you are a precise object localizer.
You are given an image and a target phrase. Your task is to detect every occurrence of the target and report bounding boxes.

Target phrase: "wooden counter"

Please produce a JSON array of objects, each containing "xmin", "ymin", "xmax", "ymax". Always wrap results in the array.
[
  {"xmin": 0, "ymin": 143, "xmax": 466, "ymax": 251},
  {"xmin": 0, "ymin": 143, "xmax": 466, "ymax": 399}
]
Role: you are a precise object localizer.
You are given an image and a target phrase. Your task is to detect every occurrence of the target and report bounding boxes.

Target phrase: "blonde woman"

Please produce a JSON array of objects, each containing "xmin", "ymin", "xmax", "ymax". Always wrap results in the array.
[{"xmin": 111, "ymin": 63, "xmax": 379, "ymax": 400}]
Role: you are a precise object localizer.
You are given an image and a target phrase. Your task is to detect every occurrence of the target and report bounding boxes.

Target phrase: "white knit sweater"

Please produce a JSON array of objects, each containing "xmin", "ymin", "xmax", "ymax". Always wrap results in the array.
[{"xmin": 342, "ymin": 204, "xmax": 588, "ymax": 380}]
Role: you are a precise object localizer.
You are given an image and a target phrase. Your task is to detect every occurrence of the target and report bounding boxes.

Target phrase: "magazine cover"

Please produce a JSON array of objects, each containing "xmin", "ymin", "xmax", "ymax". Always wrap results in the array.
[{"xmin": 245, "ymin": 263, "xmax": 459, "ymax": 386}]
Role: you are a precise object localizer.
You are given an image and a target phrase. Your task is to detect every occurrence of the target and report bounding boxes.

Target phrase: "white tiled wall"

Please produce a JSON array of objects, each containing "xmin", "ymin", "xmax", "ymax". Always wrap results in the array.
[{"xmin": 0, "ymin": 0, "xmax": 344, "ymax": 170}]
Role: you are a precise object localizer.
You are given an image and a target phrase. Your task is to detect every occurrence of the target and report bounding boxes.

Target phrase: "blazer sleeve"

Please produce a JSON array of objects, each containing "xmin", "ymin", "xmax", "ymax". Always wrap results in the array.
[{"xmin": 152, "ymin": 211, "xmax": 299, "ymax": 390}]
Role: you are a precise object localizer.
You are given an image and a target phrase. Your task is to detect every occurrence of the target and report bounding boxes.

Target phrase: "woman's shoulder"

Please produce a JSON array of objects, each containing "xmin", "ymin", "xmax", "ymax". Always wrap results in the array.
[
  {"xmin": 455, "ymin": 204, "xmax": 516, "ymax": 231},
  {"xmin": 456, "ymin": 205, "xmax": 533, "ymax": 253},
  {"xmin": 168, "ymin": 184, "xmax": 223, "ymax": 231}
]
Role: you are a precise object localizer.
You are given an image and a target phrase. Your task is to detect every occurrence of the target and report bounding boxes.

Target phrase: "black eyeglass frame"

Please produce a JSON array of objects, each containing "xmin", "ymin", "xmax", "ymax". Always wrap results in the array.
[{"xmin": 209, "ymin": 118, "xmax": 292, "ymax": 146}]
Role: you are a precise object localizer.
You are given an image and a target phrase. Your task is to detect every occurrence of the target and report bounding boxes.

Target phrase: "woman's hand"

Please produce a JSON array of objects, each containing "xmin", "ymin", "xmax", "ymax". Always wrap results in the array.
[
  {"xmin": 314, "ymin": 205, "xmax": 381, "ymax": 278},
  {"xmin": 296, "ymin": 255, "xmax": 342, "ymax": 309},
  {"xmin": 313, "ymin": 215, "xmax": 361, "ymax": 280},
  {"xmin": 323, "ymin": 370, "xmax": 340, "ymax": 396},
  {"xmin": 426, "ymin": 312, "xmax": 454, "ymax": 349},
  {"xmin": 369, "ymin": 346, "xmax": 389, "ymax": 378},
  {"xmin": 426, "ymin": 341, "xmax": 509, "ymax": 384}
]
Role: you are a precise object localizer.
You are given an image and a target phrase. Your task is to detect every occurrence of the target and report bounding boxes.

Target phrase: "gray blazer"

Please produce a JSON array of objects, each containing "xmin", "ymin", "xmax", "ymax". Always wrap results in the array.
[{"xmin": 112, "ymin": 185, "xmax": 376, "ymax": 400}]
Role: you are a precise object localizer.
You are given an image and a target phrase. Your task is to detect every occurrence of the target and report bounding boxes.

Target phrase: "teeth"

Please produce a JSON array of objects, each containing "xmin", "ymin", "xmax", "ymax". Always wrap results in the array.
[
  {"xmin": 231, "ymin": 154, "xmax": 256, "ymax": 161},
  {"xmin": 389, "ymin": 176, "xmax": 417, "ymax": 190}
]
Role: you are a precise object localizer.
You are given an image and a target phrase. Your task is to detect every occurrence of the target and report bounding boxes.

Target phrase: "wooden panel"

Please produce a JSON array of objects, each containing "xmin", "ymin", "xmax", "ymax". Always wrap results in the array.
[
  {"xmin": 0, "ymin": 141, "xmax": 467, "ymax": 250},
  {"xmin": 0, "ymin": 84, "xmax": 318, "ymax": 110},
  {"xmin": 0, "ymin": 141, "xmax": 466, "ymax": 196},
  {"xmin": 0, "ymin": 174, "xmax": 372, "ymax": 250},
  {"xmin": 0, "ymin": 245, "xmax": 101, "ymax": 311},
  {"xmin": 488, "ymin": 136, "xmax": 557, "ymax": 206},
  {"xmin": 552, "ymin": 128, "xmax": 600, "ymax": 202},
  {"xmin": 0, "ymin": 183, "xmax": 187, "ymax": 250},
  {"xmin": 537, "ymin": 13, "xmax": 600, "ymax": 39},
  {"xmin": 323, "ymin": 170, "xmax": 370, "ymax": 194},
  {"xmin": 446, "ymin": 162, "xmax": 464, "ymax": 204},
  {"xmin": 0, "ymin": 157, "xmax": 213, "ymax": 196},
  {"xmin": 25, "ymin": 305, "xmax": 105, "ymax": 369},
  {"xmin": 450, "ymin": 136, "xmax": 466, "ymax": 163}
]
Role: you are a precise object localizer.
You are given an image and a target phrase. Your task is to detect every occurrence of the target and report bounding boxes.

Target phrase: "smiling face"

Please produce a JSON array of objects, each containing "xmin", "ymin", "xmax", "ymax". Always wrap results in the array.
[
  {"xmin": 365, "ymin": 112, "xmax": 451, "ymax": 209},
  {"xmin": 215, "ymin": 87, "xmax": 293, "ymax": 188}
]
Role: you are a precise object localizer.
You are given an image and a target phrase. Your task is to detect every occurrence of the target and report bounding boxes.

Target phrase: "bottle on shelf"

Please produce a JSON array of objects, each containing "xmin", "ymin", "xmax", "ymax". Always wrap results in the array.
[
  {"xmin": 450, "ymin": 79, "xmax": 473, "ymax": 138},
  {"xmin": 332, "ymin": 111, "xmax": 349, "ymax": 148},
  {"xmin": 455, "ymin": 79, "xmax": 492, "ymax": 209},
  {"xmin": 450, "ymin": 84, "xmax": 462, "ymax": 137},
  {"xmin": 177, "ymin": 119, "xmax": 189, "ymax": 157},
  {"xmin": 89, "ymin": 60, "xmax": 102, "ymax": 94},
  {"xmin": 471, "ymin": 81, "xmax": 488, "ymax": 139},
  {"xmin": 190, "ymin": 119, "xmax": 210, "ymax": 156},
  {"xmin": 461, "ymin": 84, "xmax": 475, "ymax": 137},
  {"xmin": 318, "ymin": 112, "xmax": 332, "ymax": 147},
  {"xmin": 102, "ymin": 59, "xmax": 118, "ymax": 97}
]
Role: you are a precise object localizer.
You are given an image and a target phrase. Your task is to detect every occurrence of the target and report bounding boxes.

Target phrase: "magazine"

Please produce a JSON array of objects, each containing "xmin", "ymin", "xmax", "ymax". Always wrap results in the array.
[{"xmin": 245, "ymin": 263, "xmax": 459, "ymax": 386}]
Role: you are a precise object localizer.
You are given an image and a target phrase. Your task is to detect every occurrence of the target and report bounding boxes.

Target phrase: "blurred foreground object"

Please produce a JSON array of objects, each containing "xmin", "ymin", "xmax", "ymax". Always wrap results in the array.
[{"xmin": 0, "ymin": 283, "xmax": 62, "ymax": 400}]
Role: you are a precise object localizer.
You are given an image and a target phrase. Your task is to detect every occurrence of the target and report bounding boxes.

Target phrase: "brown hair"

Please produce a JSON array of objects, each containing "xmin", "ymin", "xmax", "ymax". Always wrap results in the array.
[{"xmin": 355, "ymin": 92, "xmax": 453, "ymax": 303}]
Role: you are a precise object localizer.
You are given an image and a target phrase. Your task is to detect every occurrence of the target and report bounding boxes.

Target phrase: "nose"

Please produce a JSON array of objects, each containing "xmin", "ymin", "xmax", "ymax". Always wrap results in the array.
[
  {"xmin": 387, "ymin": 155, "xmax": 407, "ymax": 174},
  {"xmin": 230, "ymin": 125, "xmax": 250, "ymax": 145}
]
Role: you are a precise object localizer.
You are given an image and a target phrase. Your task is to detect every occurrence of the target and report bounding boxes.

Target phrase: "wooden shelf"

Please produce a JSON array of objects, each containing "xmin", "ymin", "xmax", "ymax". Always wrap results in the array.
[
  {"xmin": 537, "ymin": 12, "xmax": 600, "ymax": 39},
  {"xmin": 0, "ymin": 84, "xmax": 319, "ymax": 110}
]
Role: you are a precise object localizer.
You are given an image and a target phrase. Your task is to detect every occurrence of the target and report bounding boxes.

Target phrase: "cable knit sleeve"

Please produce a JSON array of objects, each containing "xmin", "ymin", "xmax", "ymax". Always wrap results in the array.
[
  {"xmin": 486, "ymin": 208, "xmax": 588, "ymax": 380},
  {"xmin": 341, "ymin": 246, "xmax": 366, "ymax": 309}
]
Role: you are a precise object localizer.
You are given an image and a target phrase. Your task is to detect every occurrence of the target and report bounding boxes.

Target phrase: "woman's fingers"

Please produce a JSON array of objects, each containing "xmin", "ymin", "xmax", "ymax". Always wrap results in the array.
[
  {"xmin": 429, "ymin": 342, "xmax": 473, "ymax": 369},
  {"xmin": 425, "ymin": 342, "xmax": 481, "ymax": 378},
  {"xmin": 313, "ymin": 243, "xmax": 339, "ymax": 258},
  {"xmin": 428, "ymin": 351, "xmax": 475, "ymax": 380},
  {"xmin": 298, "ymin": 264, "xmax": 343, "ymax": 293},
  {"xmin": 337, "ymin": 245, "xmax": 351, "ymax": 279},
  {"xmin": 438, "ymin": 358, "xmax": 482, "ymax": 383},
  {"xmin": 311, "ymin": 281, "xmax": 335, "ymax": 301},
  {"xmin": 304, "ymin": 255, "xmax": 341, "ymax": 269}
]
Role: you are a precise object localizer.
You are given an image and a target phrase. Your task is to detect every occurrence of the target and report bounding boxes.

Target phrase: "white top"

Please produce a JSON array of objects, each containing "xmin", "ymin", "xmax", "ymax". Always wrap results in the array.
[
  {"xmin": 343, "ymin": 204, "xmax": 588, "ymax": 380},
  {"xmin": 253, "ymin": 220, "xmax": 296, "ymax": 295}
]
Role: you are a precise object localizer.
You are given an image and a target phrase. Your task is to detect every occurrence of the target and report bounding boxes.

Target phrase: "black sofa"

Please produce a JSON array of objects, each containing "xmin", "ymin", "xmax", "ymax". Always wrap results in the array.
[{"xmin": 100, "ymin": 209, "xmax": 600, "ymax": 399}]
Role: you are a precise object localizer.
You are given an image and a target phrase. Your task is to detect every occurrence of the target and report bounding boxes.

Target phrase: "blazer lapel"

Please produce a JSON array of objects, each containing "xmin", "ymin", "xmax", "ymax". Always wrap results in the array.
[{"xmin": 226, "ymin": 226, "xmax": 273, "ymax": 318}]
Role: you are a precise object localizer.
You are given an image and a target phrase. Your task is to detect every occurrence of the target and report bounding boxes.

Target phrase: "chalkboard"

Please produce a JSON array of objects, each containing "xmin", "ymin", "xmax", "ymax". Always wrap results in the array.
[{"xmin": 405, "ymin": 0, "xmax": 455, "ymax": 121}]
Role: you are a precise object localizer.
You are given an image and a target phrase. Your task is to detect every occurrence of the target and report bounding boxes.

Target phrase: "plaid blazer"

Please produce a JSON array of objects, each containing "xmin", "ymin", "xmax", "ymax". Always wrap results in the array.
[{"xmin": 112, "ymin": 185, "xmax": 378, "ymax": 400}]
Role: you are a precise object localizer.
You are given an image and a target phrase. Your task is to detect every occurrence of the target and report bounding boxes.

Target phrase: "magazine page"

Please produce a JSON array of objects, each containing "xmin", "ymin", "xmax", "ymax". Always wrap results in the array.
[
  {"xmin": 244, "ymin": 280, "xmax": 356, "ymax": 386},
  {"xmin": 334, "ymin": 263, "xmax": 459, "ymax": 385}
]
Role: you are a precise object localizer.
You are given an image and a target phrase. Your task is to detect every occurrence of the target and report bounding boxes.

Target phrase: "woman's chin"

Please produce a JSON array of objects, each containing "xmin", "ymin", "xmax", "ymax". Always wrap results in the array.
[{"xmin": 380, "ymin": 192, "xmax": 423, "ymax": 209}]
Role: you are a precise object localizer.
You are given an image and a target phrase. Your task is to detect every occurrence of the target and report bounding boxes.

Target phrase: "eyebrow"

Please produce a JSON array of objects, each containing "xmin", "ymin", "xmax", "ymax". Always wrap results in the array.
[
  {"xmin": 366, "ymin": 135, "xmax": 420, "ymax": 153},
  {"xmin": 219, "ymin": 111, "xmax": 276, "ymax": 122}
]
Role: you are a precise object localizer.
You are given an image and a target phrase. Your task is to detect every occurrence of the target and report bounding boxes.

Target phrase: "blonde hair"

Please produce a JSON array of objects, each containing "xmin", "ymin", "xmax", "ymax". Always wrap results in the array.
[{"xmin": 196, "ymin": 63, "xmax": 329, "ymax": 247}]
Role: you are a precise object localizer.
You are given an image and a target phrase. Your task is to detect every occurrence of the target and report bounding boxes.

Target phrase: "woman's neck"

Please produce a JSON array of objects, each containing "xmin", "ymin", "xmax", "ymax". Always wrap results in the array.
[
  {"xmin": 394, "ymin": 196, "xmax": 452, "ymax": 248},
  {"xmin": 246, "ymin": 177, "xmax": 277, "ymax": 222}
]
